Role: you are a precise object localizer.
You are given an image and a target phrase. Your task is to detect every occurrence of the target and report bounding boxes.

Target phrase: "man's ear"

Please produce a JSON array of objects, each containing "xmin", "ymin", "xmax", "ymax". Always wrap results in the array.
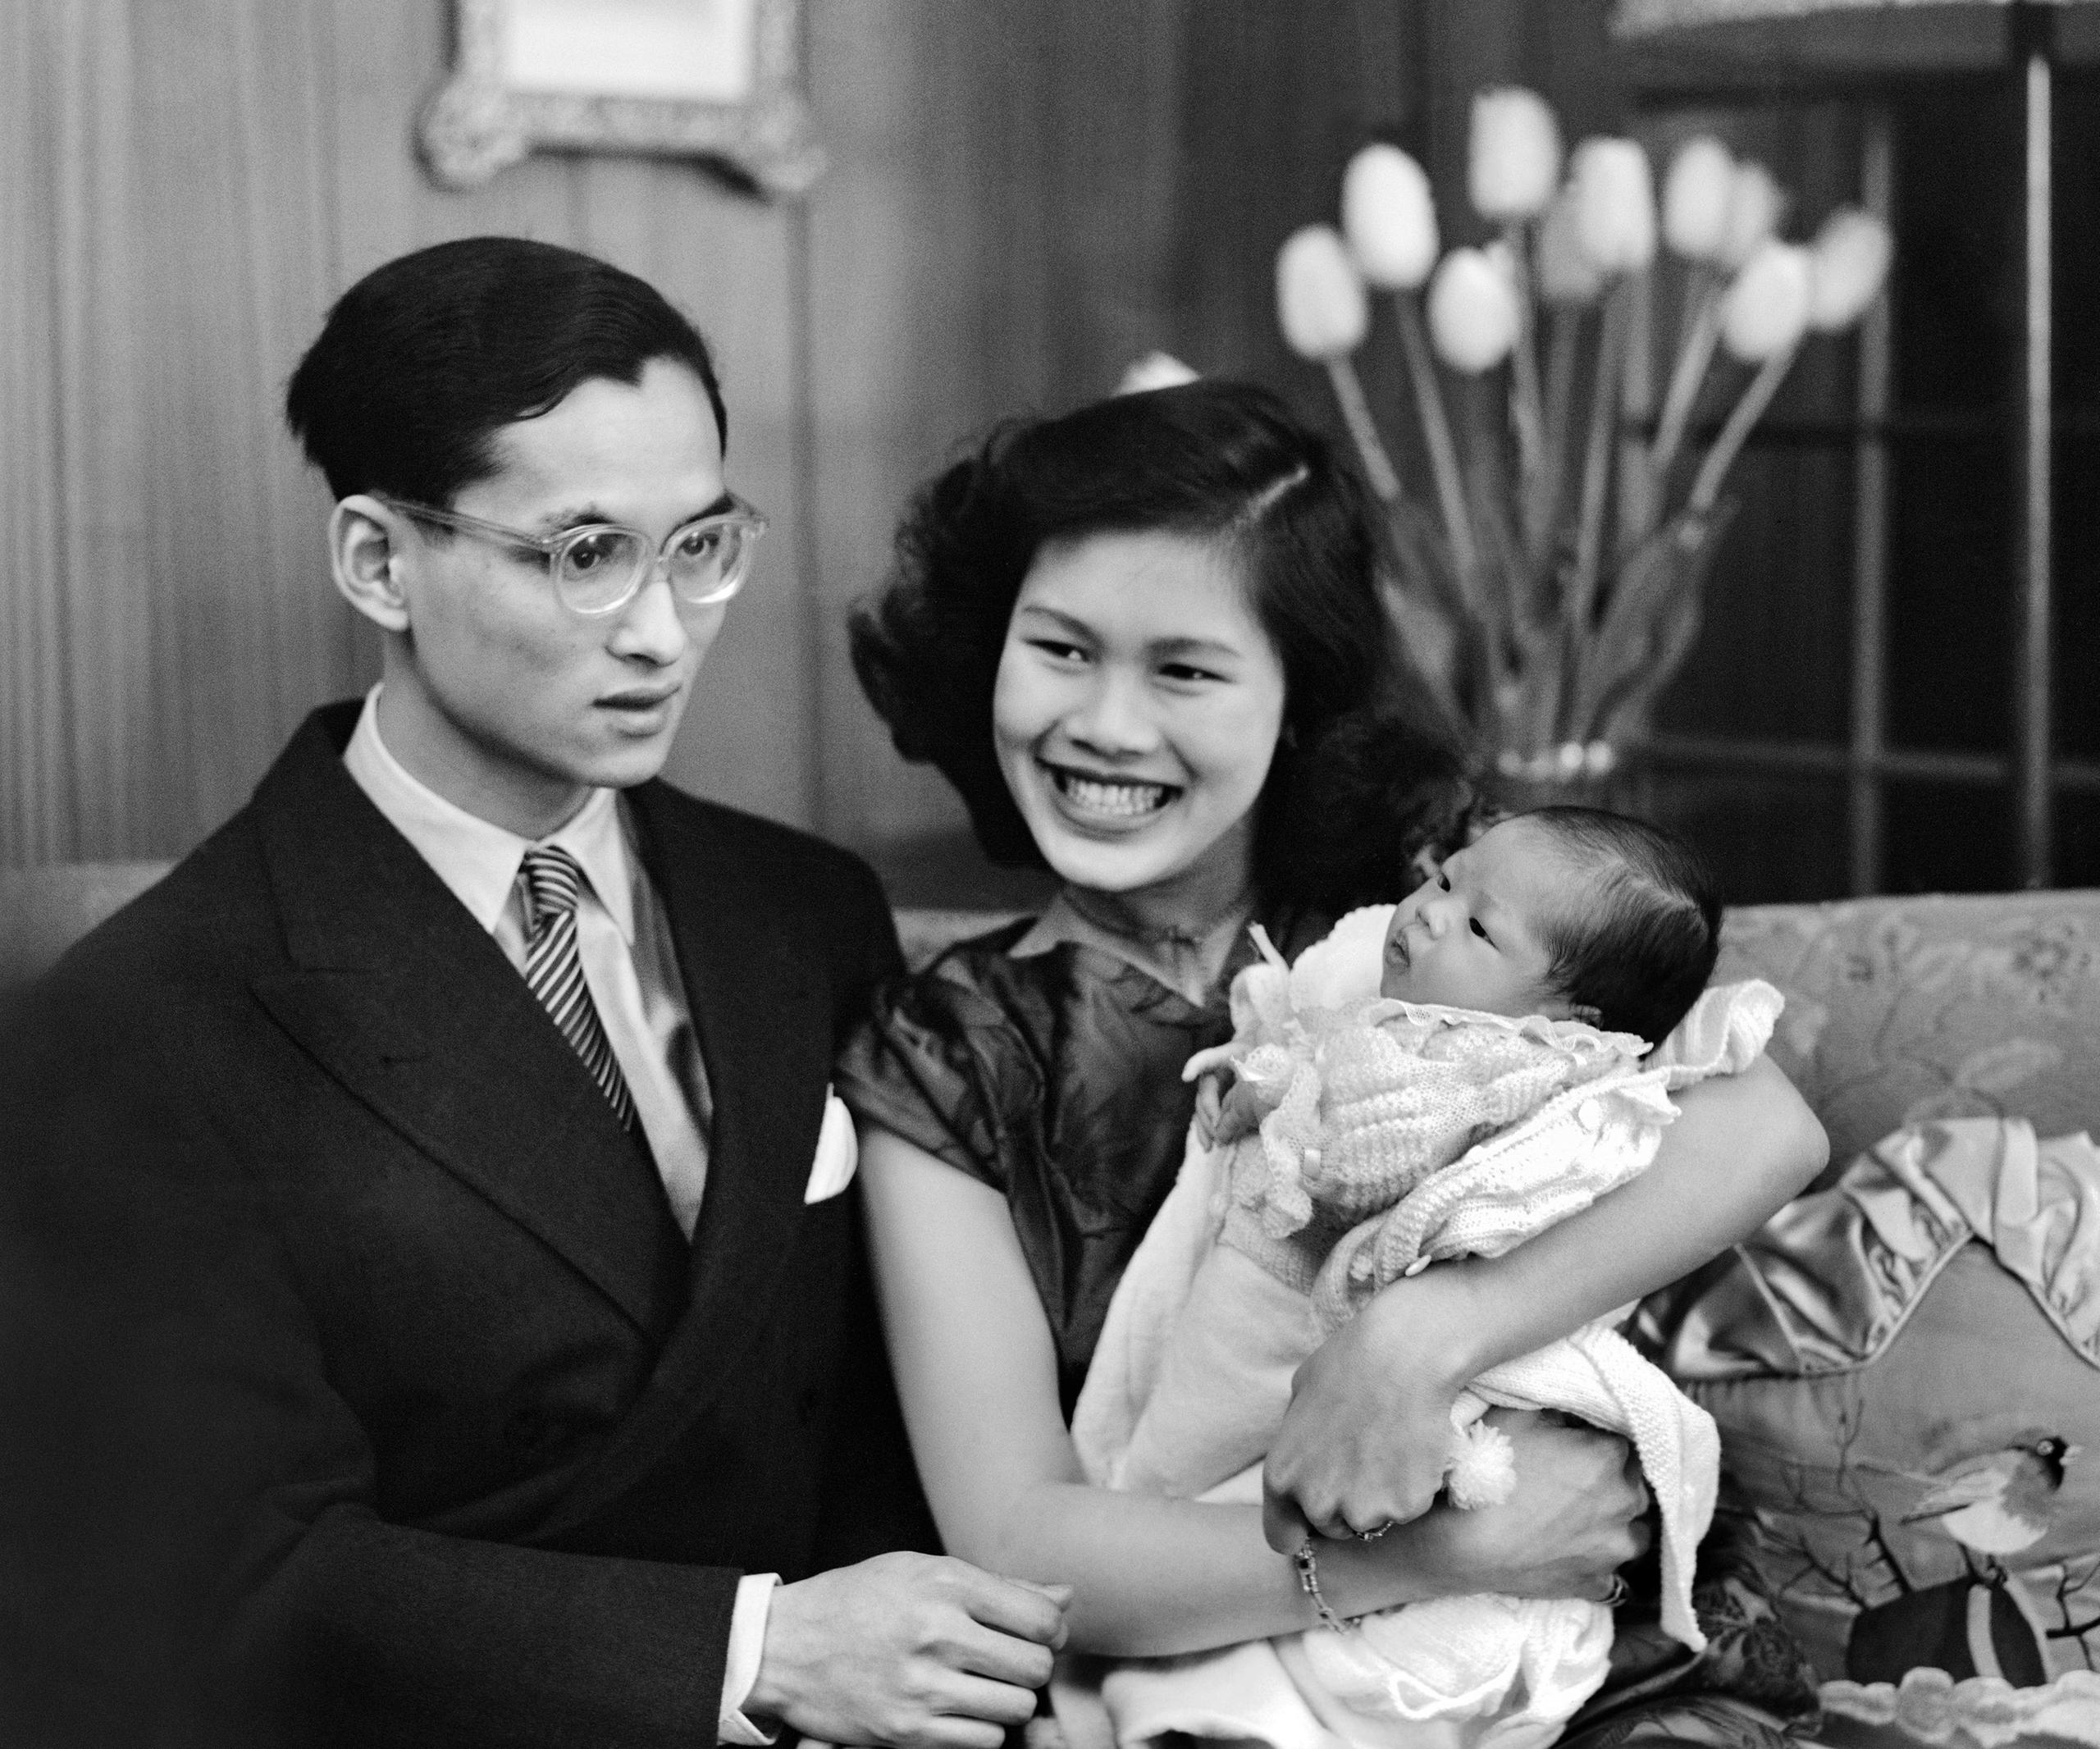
[{"xmin": 330, "ymin": 495, "xmax": 411, "ymax": 633}]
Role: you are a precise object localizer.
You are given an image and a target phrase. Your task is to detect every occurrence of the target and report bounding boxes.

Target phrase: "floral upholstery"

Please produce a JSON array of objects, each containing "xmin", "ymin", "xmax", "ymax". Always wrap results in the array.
[{"xmin": 1713, "ymin": 891, "xmax": 2100, "ymax": 1178}]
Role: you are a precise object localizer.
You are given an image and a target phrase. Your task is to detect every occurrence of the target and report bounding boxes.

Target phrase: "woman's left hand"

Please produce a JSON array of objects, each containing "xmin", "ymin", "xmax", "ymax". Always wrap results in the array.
[{"xmin": 1262, "ymin": 1269, "xmax": 1475, "ymax": 1550}]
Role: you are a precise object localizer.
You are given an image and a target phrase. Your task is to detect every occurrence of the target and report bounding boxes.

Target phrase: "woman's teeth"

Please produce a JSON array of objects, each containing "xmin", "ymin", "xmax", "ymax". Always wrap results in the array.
[{"xmin": 1055, "ymin": 770, "xmax": 1172, "ymax": 817}]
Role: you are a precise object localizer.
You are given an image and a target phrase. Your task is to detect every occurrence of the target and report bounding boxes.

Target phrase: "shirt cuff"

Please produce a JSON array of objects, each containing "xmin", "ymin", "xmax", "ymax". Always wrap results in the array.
[{"xmin": 718, "ymin": 1572, "xmax": 781, "ymax": 1746}]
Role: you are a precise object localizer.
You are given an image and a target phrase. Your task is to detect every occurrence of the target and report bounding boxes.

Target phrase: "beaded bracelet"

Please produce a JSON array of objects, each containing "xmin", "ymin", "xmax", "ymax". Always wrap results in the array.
[{"xmin": 1292, "ymin": 1542, "xmax": 1356, "ymax": 1634}]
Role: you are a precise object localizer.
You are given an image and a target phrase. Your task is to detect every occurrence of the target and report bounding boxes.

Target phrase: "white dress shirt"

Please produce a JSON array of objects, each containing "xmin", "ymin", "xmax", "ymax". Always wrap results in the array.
[{"xmin": 342, "ymin": 686, "xmax": 778, "ymax": 1745}]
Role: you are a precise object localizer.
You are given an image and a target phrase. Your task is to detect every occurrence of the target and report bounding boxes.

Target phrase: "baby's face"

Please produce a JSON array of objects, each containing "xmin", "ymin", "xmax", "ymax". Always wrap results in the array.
[{"xmin": 1379, "ymin": 817, "xmax": 1579, "ymax": 1017}]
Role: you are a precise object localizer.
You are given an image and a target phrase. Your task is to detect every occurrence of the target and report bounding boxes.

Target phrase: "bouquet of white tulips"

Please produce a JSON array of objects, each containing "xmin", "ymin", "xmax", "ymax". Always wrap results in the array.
[{"xmin": 1278, "ymin": 89, "xmax": 1892, "ymax": 787}]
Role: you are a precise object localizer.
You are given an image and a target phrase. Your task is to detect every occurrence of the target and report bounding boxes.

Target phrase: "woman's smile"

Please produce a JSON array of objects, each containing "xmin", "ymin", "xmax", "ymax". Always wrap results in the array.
[{"xmin": 1041, "ymin": 759, "xmax": 1180, "ymax": 824}]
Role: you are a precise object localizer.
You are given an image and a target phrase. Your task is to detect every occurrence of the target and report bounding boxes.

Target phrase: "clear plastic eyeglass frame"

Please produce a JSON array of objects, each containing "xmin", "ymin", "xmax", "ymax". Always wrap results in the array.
[{"xmin": 377, "ymin": 493, "xmax": 769, "ymax": 616}]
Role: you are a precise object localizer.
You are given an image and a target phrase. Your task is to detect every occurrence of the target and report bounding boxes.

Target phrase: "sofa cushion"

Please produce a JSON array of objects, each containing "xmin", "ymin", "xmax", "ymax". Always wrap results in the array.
[{"xmin": 1646, "ymin": 1119, "xmax": 2100, "ymax": 1748}]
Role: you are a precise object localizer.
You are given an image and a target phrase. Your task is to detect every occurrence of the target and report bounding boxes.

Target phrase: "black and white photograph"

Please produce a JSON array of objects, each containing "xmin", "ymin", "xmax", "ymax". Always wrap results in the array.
[{"xmin": 3, "ymin": 4, "xmax": 2098, "ymax": 1747}]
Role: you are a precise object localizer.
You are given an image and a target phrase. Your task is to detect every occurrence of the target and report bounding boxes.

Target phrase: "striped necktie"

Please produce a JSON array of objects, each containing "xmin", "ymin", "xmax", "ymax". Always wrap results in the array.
[{"xmin": 518, "ymin": 846, "xmax": 640, "ymax": 1133}]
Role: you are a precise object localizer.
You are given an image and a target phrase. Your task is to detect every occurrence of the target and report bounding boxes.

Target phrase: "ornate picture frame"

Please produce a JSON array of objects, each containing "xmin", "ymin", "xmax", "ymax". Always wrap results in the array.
[{"xmin": 420, "ymin": 0, "xmax": 822, "ymax": 196}]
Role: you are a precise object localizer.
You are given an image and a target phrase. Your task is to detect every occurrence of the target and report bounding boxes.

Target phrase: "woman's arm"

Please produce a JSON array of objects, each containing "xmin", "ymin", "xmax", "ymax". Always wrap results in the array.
[
  {"xmin": 1263, "ymin": 1053, "xmax": 1828, "ymax": 1546},
  {"xmin": 859, "ymin": 1126, "xmax": 1650, "ymax": 1656}
]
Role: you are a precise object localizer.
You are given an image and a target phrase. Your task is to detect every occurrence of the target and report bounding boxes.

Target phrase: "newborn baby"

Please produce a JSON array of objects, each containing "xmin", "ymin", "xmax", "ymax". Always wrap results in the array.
[
  {"xmin": 1069, "ymin": 806, "xmax": 1782, "ymax": 1749},
  {"xmin": 1194, "ymin": 804, "xmax": 1730, "ymax": 1349}
]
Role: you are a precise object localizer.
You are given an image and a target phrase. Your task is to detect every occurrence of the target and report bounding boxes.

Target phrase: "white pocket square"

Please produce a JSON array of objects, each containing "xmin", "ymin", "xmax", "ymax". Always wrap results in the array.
[{"xmin": 803, "ymin": 1087, "xmax": 859, "ymax": 1203}]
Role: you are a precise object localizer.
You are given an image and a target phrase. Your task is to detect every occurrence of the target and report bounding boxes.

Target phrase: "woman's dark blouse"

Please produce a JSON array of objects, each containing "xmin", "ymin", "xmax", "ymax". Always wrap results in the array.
[{"xmin": 834, "ymin": 916, "xmax": 1271, "ymax": 1418}]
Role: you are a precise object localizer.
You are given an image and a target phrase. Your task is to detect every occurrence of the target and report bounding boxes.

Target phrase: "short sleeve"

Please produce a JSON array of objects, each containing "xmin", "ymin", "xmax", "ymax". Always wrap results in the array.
[
  {"xmin": 835, "ymin": 930, "xmax": 1236, "ymax": 1411},
  {"xmin": 833, "ymin": 949, "xmax": 1046, "ymax": 1195}
]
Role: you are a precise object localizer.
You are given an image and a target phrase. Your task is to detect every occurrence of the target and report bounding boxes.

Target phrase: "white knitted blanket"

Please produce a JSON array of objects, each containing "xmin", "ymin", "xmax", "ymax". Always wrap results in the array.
[{"xmin": 1062, "ymin": 942, "xmax": 1783, "ymax": 1749}]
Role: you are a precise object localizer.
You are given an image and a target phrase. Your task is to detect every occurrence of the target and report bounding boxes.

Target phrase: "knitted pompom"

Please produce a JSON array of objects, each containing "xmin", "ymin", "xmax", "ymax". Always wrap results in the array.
[
  {"xmin": 1445, "ymin": 1416, "xmax": 1517, "ymax": 1509},
  {"xmin": 1024, "ymin": 1717, "xmax": 1071, "ymax": 1749}
]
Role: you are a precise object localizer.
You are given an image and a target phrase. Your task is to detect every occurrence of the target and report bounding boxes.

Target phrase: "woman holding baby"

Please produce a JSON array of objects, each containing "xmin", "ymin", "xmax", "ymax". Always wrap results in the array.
[{"xmin": 837, "ymin": 380, "xmax": 1826, "ymax": 1747}]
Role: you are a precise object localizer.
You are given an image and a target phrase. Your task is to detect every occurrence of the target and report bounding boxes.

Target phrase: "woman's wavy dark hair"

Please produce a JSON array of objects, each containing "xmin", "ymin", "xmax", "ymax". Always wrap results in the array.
[{"xmin": 850, "ymin": 379, "xmax": 1475, "ymax": 916}]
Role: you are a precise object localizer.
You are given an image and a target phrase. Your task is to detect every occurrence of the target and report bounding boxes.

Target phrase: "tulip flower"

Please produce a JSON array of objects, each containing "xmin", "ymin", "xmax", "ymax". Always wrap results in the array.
[
  {"xmin": 1689, "ymin": 239, "xmax": 1815, "ymax": 518},
  {"xmin": 1654, "ymin": 139, "xmax": 1738, "ymax": 486},
  {"xmin": 1662, "ymin": 135, "xmax": 1736, "ymax": 262},
  {"xmin": 1276, "ymin": 226, "xmax": 1368, "ymax": 360},
  {"xmin": 1720, "ymin": 240, "xmax": 1814, "ymax": 363},
  {"xmin": 1427, "ymin": 247, "xmax": 1521, "ymax": 375},
  {"xmin": 1536, "ymin": 188, "xmax": 1605, "ymax": 305},
  {"xmin": 1807, "ymin": 207, "xmax": 1893, "ymax": 332},
  {"xmin": 1569, "ymin": 137, "xmax": 1656, "ymax": 276},
  {"xmin": 1276, "ymin": 98, "xmax": 1901, "ymax": 765},
  {"xmin": 1115, "ymin": 352, "xmax": 1200, "ymax": 395},
  {"xmin": 1718, "ymin": 161, "xmax": 1786, "ymax": 269},
  {"xmin": 1470, "ymin": 90, "xmax": 1559, "ymax": 484},
  {"xmin": 1470, "ymin": 87, "xmax": 1561, "ymax": 222},
  {"xmin": 1530, "ymin": 184, "xmax": 1597, "ymax": 564},
  {"xmin": 1342, "ymin": 144, "xmax": 1438, "ymax": 291},
  {"xmin": 1277, "ymin": 226, "xmax": 1398, "ymax": 505}
]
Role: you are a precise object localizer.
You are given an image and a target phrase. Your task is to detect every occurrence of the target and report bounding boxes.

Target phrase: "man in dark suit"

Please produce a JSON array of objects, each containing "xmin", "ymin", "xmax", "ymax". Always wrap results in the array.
[{"xmin": 2, "ymin": 238, "xmax": 1061, "ymax": 1747}]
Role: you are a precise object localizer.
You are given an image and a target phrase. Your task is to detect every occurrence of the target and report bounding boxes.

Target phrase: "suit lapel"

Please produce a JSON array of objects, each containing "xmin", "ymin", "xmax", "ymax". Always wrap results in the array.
[
  {"xmin": 249, "ymin": 709, "xmax": 688, "ymax": 1336},
  {"xmin": 535, "ymin": 783, "xmax": 834, "ymax": 1528}
]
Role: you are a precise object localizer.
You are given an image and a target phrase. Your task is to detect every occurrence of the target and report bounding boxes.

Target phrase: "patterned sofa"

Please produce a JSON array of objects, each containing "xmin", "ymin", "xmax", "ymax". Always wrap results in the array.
[
  {"xmin": 11, "ymin": 870, "xmax": 2100, "ymax": 1744},
  {"xmin": 1712, "ymin": 891, "xmax": 2100, "ymax": 1181}
]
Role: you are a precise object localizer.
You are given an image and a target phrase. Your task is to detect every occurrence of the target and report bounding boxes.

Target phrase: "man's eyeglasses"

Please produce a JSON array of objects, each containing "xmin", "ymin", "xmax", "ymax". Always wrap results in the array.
[{"xmin": 378, "ymin": 495, "xmax": 769, "ymax": 618}]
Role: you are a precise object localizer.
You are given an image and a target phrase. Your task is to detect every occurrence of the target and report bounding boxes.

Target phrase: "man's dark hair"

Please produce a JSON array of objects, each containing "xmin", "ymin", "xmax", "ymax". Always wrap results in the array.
[
  {"xmin": 285, "ymin": 236, "xmax": 725, "ymax": 507},
  {"xmin": 1524, "ymin": 806, "xmax": 1724, "ymax": 1048},
  {"xmin": 849, "ymin": 379, "xmax": 1472, "ymax": 917}
]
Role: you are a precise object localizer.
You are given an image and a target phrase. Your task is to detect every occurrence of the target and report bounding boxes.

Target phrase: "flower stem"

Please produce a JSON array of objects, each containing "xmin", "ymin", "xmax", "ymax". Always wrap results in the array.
[
  {"xmin": 1322, "ymin": 355, "xmax": 1401, "ymax": 503},
  {"xmin": 1390, "ymin": 292, "xmax": 1480, "ymax": 583},
  {"xmin": 1568, "ymin": 279, "xmax": 1628, "ymax": 637},
  {"xmin": 1503, "ymin": 222, "xmax": 1546, "ymax": 495},
  {"xmin": 1530, "ymin": 308, "xmax": 1582, "ymax": 573},
  {"xmin": 1616, "ymin": 269, "xmax": 1655, "ymax": 551},
  {"xmin": 1649, "ymin": 276, "xmax": 1723, "ymax": 499},
  {"xmin": 1688, "ymin": 342, "xmax": 1798, "ymax": 517}
]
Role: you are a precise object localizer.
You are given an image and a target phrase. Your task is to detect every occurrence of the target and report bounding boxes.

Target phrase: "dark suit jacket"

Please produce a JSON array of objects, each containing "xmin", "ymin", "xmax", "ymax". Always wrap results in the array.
[{"xmin": 2, "ymin": 703, "xmax": 934, "ymax": 1747}]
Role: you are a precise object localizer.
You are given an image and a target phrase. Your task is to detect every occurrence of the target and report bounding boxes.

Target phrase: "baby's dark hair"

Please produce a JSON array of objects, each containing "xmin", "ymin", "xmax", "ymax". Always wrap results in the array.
[{"xmin": 1522, "ymin": 806, "xmax": 1723, "ymax": 1047}]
